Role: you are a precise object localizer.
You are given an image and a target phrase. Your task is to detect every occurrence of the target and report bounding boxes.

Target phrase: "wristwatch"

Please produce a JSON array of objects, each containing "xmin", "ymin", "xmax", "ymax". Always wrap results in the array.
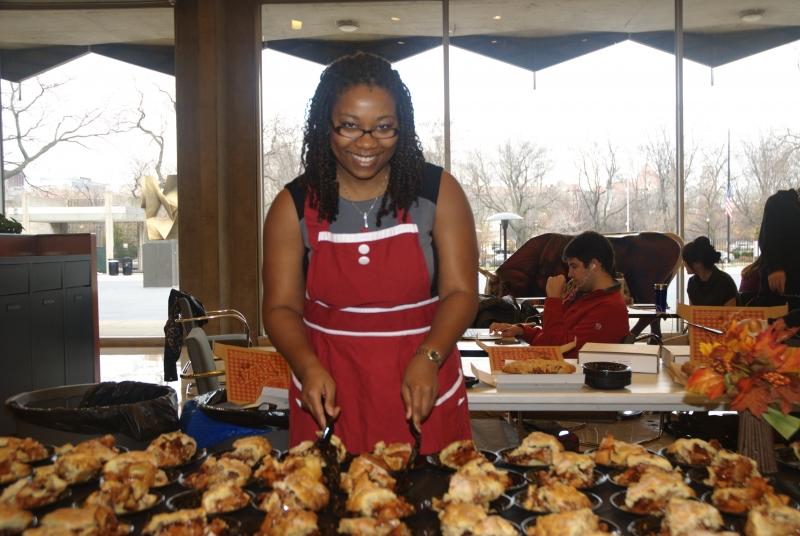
[{"xmin": 415, "ymin": 346, "xmax": 445, "ymax": 367}]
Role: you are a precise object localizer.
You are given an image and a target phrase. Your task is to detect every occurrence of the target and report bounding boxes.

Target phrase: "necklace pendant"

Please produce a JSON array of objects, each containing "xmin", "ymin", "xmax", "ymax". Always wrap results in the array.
[{"xmin": 362, "ymin": 212, "xmax": 369, "ymax": 229}]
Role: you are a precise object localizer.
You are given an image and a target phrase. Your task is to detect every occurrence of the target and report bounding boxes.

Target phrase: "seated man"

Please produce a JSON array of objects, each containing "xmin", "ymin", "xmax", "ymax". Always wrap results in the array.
[{"xmin": 490, "ymin": 231, "xmax": 629, "ymax": 357}]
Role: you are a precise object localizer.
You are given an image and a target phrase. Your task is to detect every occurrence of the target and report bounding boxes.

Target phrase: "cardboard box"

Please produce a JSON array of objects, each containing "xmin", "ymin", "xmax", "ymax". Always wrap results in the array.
[
  {"xmin": 578, "ymin": 342, "xmax": 666, "ymax": 373},
  {"xmin": 476, "ymin": 339, "xmax": 576, "ymax": 372},
  {"xmin": 677, "ymin": 304, "xmax": 788, "ymax": 359},
  {"xmin": 214, "ymin": 342, "xmax": 291, "ymax": 404}
]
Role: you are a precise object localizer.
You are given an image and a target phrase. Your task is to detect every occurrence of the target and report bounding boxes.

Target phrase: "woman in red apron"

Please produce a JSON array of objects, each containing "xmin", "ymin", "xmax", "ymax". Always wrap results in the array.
[{"xmin": 262, "ymin": 53, "xmax": 478, "ymax": 454}]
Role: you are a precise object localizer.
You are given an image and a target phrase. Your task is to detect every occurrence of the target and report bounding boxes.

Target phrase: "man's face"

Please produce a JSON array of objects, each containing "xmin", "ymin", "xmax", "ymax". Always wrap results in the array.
[{"xmin": 566, "ymin": 257, "xmax": 594, "ymax": 292}]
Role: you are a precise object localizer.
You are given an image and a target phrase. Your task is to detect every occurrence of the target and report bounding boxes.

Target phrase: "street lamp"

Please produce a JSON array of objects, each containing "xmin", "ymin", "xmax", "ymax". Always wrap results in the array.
[{"xmin": 487, "ymin": 212, "xmax": 523, "ymax": 261}]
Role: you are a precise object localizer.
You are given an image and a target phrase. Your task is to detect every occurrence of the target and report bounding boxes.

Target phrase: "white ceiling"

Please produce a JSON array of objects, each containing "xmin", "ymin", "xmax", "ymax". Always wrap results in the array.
[{"xmin": 0, "ymin": 0, "xmax": 798, "ymax": 49}]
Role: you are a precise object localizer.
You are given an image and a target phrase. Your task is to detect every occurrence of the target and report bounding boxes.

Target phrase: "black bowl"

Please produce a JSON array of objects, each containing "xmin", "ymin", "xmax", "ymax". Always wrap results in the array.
[{"xmin": 583, "ymin": 362, "xmax": 632, "ymax": 390}]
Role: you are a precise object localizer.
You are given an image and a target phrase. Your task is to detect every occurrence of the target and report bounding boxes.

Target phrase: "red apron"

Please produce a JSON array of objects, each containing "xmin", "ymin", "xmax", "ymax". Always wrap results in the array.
[{"xmin": 288, "ymin": 200, "xmax": 471, "ymax": 454}]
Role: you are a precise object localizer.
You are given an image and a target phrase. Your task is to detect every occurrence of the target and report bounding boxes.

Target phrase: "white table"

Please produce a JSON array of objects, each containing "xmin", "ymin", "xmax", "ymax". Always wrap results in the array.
[{"xmin": 458, "ymin": 342, "xmax": 717, "ymax": 412}]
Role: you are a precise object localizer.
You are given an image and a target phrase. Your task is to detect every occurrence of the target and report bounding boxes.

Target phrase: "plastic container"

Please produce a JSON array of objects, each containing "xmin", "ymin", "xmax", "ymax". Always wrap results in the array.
[
  {"xmin": 121, "ymin": 257, "xmax": 133, "ymax": 275},
  {"xmin": 582, "ymin": 361, "xmax": 632, "ymax": 390},
  {"xmin": 108, "ymin": 259, "xmax": 119, "ymax": 275}
]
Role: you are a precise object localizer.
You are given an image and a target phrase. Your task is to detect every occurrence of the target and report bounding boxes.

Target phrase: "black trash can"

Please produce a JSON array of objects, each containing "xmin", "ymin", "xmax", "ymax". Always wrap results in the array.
[
  {"xmin": 6, "ymin": 381, "xmax": 179, "ymax": 449},
  {"xmin": 121, "ymin": 257, "xmax": 133, "ymax": 276},
  {"xmin": 108, "ymin": 259, "xmax": 119, "ymax": 275}
]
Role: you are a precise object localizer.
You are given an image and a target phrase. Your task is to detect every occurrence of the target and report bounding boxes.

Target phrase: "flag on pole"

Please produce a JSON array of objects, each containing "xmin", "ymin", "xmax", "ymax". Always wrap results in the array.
[{"xmin": 724, "ymin": 184, "xmax": 735, "ymax": 218}]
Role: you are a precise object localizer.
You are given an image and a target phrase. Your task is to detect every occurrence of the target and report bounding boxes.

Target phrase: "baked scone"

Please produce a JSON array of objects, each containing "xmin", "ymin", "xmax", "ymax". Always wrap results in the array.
[
  {"xmin": 438, "ymin": 501, "xmax": 518, "ymax": 536},
  {"xmin": 146, "ymin": 431, "xmax": 198, "ymax": 467},
  {"xmin": 259, "ymin": 468, "xmax": 330, "ymax": 512},
  {"xmin": 704, "ymin": 450, "xmax": 760, "ymax": 488},
  {"xmin": 289, "ymin": 434, "xmax": 348, "ymax": 463},
  {"xmin": 0, "ymin": 437, "xmax": 48, "ymax": 463},
  {"xmin": 201, "ymin": 481, "xmax": 250, "ymax": 514},
  {"xmin": 745, "ymin": 505, "xmax": 800, "ymax": 536},
  {"xmin": 593, "ymin": 434, "xmax": 647, "ymax": 466},
  {"xmin": 536, "ymin": 451, "xmax": 596, "ymax": 489},
  {"xmin": 0, "ymin": 448, "xmax": 32, "ymax": 485},
  {"xmin": 0, "ymin": 504, "xmax": 34, "ymax": 534},
  {"xmin": 442, "ymin": 457, "xmax": 510, "ymax": 506},
  {"xmin": 84, "ymin": 478, "xmax": 158, "ymax": 515},
  {"xmin": 337, "ymin": 517, "xmax": 412, "ymax": 536},
  {"xmin": 31, "ymin": 504, "xmax": 127, "ymax": 536},
  {"xmin": 505, "ymin": 431, "xmax": 563, "ymax": 466},
  {"xmin": 0, "ymin": 470, "xmax": 68, "ymax": 510},
  {"xmin": 666, "ymin": 438, "xmax": 720, "ymax": 466},
  {"xmin": 372, "ymin": 441, "xmax": 413, "ymax": 472},
  {"xmin": 222, "ymin": 435, "xmax": 272, "ymax": 467},
  {"xmin": 625, "ymin": 468, "xmax": 695, "ymax": 514},
  {"xmin": 438, "ymin": 440, "xmax": 483, "ymax": 469},
  {"xmin": 345, "ymin": 480, "xmax": 414, "ymax": 520},
  {"xmin": 257, "ymin": 509, "xmax": 319, "ymax": 536},
  {"xmin": 54, "ymin": 451, "xmax": 102, "ymax": 485},
  {"xmin": 142, "ymin": 507, "xmax": 206, "ymax": 535},
  {"xmin": 341, "ymin": 454, "xmax": 396, "ymax": 495},
  {"xmin": 521, "ymin": 482, "xmax": 592, "ymax": 513},
  {"xmin": 502, "ymin": 359, "xmax": 576, "ymax": 374},
  {"xmin": 55, "ymin": 435, "xmax": 119, "ymax": 464},
  {"xmin": 103, "ymin": 450, "xmax": 166, "ymax": 487},
  {"xmin": 711, "ymin": 476, "xmax": 790, "ymax": 514},
  {"xmin": 661, "ymin": 497, "xmax": 724, "ymax": 535},
  {"xmin": 255, "ymin": 452, "xmax": 323, "ymax": 487},
  {"xmin": 183, "ymin": 456, "xmax": 251, "ymax": 490},
  {"xmin": 526, "ymin": 508, "xmax": 614, "ymax": 536}
]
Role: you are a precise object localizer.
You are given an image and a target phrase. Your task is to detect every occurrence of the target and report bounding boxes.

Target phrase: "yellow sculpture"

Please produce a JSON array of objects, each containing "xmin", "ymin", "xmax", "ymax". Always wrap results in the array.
[{"xmin": 141, "ymin": 174, "xmax": 178, "ymax": 240}]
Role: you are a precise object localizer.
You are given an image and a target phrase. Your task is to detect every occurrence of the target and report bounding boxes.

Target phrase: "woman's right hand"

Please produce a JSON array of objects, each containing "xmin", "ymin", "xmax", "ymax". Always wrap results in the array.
[
  {"xmin": 298, "ymin": 363, "xmax": 340, "ymax": 429},
  {"xmin": 488, "ymin": 322, "xmax": 523, "ymax": 338},
  {"xmin": 768, "ymin": 270, "xmax": 787, "ymax": 295}
]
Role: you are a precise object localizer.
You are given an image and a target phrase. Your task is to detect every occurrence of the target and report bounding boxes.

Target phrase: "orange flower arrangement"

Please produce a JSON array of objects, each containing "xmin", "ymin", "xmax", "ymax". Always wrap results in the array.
[{"xmin": 686, "ymin": 318, "xmax": 800, "ymax": 438}]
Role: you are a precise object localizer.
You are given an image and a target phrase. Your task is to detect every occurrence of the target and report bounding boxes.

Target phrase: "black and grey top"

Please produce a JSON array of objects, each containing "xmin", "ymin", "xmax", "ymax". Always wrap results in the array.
[{"xmin": 285, "ymin": 162, "xmax": 443, "ymax": 290}]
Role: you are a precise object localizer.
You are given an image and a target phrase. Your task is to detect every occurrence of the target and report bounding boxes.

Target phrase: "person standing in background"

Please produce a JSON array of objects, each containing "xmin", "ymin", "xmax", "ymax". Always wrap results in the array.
[{"xmin": 757, "ymin": 189, "xmax": 800, "ymax": 311}]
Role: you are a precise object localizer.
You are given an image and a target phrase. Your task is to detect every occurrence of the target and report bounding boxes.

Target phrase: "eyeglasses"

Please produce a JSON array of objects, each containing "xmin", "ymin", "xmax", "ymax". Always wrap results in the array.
[{"xmin": 331, "ymin": 123, "xmax": 399, "ymax": 140}]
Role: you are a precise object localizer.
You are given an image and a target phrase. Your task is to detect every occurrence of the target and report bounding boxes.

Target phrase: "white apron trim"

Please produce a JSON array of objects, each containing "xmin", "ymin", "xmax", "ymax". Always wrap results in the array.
[
  {"xmin": 317, "ymin": 223, "xmax": 418, "ymax": 244},
  {"xmin": 435, "ymin": 368, "xmax": 463, "ymax": 407},
  {"xmin": 312, "ymin": 295, "xmax": 439, "ymax": 314},
  {"xmin": 304, "ymin": 318, "xmax": 431, "ymax": 337}
]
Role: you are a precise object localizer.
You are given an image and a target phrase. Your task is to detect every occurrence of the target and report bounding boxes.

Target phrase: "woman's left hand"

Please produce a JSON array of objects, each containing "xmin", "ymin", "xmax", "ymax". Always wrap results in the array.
[{"xmin": 401, "ymin": 354, "xmax": 439, "ymax": 432}]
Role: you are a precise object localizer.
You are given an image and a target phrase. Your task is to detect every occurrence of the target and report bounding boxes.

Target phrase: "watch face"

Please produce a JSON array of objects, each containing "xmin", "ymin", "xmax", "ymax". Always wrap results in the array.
[{"xmin": 428, "ymin": 350, "xmax": 443, "ymax": 364}]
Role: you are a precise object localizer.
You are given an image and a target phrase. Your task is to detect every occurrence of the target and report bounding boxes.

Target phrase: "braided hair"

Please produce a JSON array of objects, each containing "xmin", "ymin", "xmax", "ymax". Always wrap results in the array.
[{"xmin": 299, "ymin": 52, "xmax": 426, "ymax": 225}]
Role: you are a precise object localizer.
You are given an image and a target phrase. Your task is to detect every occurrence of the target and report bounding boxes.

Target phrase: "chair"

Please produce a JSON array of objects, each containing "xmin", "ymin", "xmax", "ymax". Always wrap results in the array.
[
  {"xmin": 177, "ymin": 305, "xmax": 251, "ymax": 398},
  {"xmin": 182, "ymin": 326, "xmax": 225, "ymax": 396}
]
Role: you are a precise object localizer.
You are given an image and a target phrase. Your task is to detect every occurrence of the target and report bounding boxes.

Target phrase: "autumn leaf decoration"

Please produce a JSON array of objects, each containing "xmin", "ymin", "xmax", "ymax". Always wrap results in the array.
[{"xmin": 686, "ymin": 318, "xmax": 800, "ymax": 439}]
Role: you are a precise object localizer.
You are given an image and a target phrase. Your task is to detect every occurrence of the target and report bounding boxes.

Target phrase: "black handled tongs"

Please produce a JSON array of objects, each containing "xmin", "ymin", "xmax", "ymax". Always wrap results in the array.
[
  {"xmin": 407, "ymin": 421, "xmax": 421, "ymax": 470},
  {"xmin": 317, "ymin": 412, "xmax": 340, "ymax": 489}
]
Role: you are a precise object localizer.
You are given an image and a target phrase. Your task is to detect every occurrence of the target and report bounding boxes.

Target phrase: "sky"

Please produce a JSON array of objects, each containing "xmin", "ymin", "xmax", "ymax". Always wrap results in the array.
[{"xmin": 3, "ymin": 37, "xmax": 800, "ymax": 191}]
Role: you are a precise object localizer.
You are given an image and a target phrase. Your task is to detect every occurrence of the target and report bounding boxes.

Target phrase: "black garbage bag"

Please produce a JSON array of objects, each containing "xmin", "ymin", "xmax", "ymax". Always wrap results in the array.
[{"xmin": 6, "ymin": 381, "xmax": 178, "ymax": 441}]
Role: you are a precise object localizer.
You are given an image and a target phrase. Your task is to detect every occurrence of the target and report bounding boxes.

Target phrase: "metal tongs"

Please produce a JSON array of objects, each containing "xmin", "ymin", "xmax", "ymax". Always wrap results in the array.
[{"xmin": 683, "ymin": 320, "xmax": 724, "ymax": 335}]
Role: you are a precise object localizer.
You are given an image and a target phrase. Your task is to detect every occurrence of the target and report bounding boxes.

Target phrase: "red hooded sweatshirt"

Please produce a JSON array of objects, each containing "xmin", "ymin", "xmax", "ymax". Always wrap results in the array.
[{"xmin": 519, "ymin": 285, "xmax": 630, "ymax": 358}]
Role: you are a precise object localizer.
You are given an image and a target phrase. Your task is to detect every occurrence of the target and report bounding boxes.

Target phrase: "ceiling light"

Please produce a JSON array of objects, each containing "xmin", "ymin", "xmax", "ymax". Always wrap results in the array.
[
  {"xmin": 493, "ymin": 15, "xmax": 502, "ymax": 20},
  {"xmin": 390, "ymin": 16, "xmax": 400, "ymax": 22},
  {"xmin": 291, "ymin": 19, "xmax": 302, "ymax": 30},
  {"xmin": 397, "ymin": 41, "xmax": 405, "ymax": 45},
  {"xmin": 490, "ymin": 40, "xmax": 497, "ymax": 44},
  {"xmin": 337, "ymin": 20, "xmax": 359, "ymax": 32},
  {"xmin": 739, "ymin": 8, "xmax": 765, "ymax": 23}
]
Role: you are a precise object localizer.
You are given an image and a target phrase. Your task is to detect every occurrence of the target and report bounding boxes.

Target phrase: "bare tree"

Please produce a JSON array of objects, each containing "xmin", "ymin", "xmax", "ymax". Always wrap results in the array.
[
  {"xmin": 732, "ymin": 132, "xmax": 798, "ymax": 237},
  {"xmin": 575, "ymin": 142, "xmax": 626, "ymax": 232},
  {"xmin": 129, "ymin": 89, "xmax": 175, "ymax": 187},
  {"xmin": 462, "ymin": 140, "xmax": 554, "ymax": 248},
  {"xmin": 643, "ymin": 127, "xmax": 696, "ymax": 232},
  {"xmin": 685, "ymin": 144, "xmax": 727, "ymax": 244},
  {"xmin": 2, "ymin": 78, "xmax": 128, "ymax": 182},
  {"xmin": 263, "ymin": 115, "xmax": 304, "ymax": 208}
]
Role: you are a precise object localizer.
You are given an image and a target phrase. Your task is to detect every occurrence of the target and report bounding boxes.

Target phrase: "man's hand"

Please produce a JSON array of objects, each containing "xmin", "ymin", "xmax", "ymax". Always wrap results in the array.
[
  {"xmin": 546, "ymin": 274, "xmax": 567, "ymax": 298},
  {"xmin": 401, "ymin": 354, "xmax": 439, "ymax": 432},
  {"xmin": 768, "ymin": 270, "xmax": 787, "ymax": 295},
  {"xmin": 298, "ymin": 363, "xmax": 340, "ymax": 429},
  {"xmin": 488, "ymin": 322, "xmax": 523, "ymax": 337}
]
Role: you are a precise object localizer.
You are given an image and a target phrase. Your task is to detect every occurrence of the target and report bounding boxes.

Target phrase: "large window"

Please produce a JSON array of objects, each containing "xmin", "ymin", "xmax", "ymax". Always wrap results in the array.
[{"xmin": 1, "ymin": 54, "xmax": 177, "ymax": 337}]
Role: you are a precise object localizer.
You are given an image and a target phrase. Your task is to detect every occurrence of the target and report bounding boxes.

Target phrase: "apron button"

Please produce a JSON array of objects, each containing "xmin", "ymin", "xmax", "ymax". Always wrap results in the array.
[
  {"xmin": 358, "ymin": 256, "xmax": 370, "ymax": 265},
  {"xmin": 358, "ymin": 244, "xmax": 370, "ymax": 254}
]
